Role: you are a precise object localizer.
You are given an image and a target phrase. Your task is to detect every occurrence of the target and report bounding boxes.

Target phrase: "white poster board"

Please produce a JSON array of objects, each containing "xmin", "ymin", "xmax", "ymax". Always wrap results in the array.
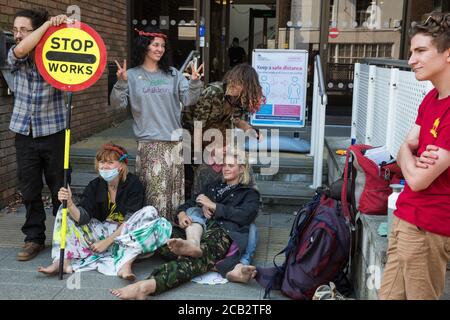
[{"xmin": 251, "ymin": 49, "xmax": 308, "ymax": 128}]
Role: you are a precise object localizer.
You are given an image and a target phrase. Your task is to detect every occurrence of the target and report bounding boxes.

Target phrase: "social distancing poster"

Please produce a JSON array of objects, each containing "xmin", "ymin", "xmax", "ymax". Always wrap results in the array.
[{"xmin": 251, "ymin": 49, "xmax": 308, "ymax": 128}]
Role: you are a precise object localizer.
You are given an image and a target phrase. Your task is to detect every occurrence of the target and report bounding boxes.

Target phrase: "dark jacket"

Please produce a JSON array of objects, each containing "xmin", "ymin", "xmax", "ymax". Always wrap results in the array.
[
  {"xmin": 77, "ymin": 173, "xmax": 145, "ymax": 226},
  {"xmin": 177, "ymin": 181, "xmax": 260, "ymax": 276}
]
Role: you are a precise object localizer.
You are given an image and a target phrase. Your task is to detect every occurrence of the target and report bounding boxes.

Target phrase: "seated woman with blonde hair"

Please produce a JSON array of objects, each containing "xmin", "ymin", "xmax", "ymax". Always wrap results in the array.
[
  {"xmin": 38, "ymin": 143, "xmax": 172, "ymax": 280},
  {"xmin": 111, "ymin": 149, "xmax": 259, "ymax": 299}
]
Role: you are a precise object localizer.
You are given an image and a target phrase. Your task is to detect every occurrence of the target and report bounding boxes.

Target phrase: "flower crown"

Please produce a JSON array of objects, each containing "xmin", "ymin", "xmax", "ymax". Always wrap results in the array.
[{"xmin": 134, "ymin": 28, "xmax": 168, "ymax": 40}]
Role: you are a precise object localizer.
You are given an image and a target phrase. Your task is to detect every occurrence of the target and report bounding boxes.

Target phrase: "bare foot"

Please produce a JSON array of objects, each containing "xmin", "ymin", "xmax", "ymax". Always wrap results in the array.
[
  {"xmin": 38, "ymin": 260, "xmax": 73, "ymax": 275},
  {"xmin": 226, "ymin": 264, "xmax": 257, "ymax": 283},
  {"xmin": 117, "ymin": 260, "xmax": 137, "ymax": 281},
  {"xmin": 110, "ymin": 279, "xmax": 156, "ymax": 300},
  {"xmin": 117, "ymin": 268, "xmax": 136, "ymax": 281},
  {"xmin": 117, "ymin": 271, "xmax": 136, "ymax": 281},
  {"xmin": 136, "ymin": 252, "xmax": 154, "ymax": 261},
  {"xmin": 167, "ymin": 238, "xmax": 202, "ymax": 258}
]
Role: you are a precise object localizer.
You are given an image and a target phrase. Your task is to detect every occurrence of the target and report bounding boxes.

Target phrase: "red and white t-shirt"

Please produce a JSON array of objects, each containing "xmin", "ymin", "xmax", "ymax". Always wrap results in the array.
[{"xmin": 395, "ymin": 88, "xmax": 450, "ymax": 236}]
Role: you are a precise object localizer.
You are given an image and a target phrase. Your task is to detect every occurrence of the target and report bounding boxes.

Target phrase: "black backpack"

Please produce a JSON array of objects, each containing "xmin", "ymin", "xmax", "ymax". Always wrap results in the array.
[{"xmin": 255, "ymin": 191, "xmax": 352, "ymax": 300}]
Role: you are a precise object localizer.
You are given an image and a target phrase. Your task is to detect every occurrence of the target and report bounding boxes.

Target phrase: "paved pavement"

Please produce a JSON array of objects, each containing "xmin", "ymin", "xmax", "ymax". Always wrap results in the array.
[
  {"xmin": 0, "ymin": 205, "xmax": 294, "ymax": 300},
  {"xmin": 2, "ymin": 119, "xmax": 449, "ymax": 300},
  {"xmin": 0, "ymin": 119, "xmax": 299, "ymax": 300}
]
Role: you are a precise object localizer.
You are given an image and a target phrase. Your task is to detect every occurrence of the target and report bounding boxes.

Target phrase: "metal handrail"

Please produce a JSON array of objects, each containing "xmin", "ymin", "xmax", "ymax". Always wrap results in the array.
[
  {"xmin": 314, "ymin": 55, "xmax": 327, "ymax": 105},
  {"xmin": 179, "ymin": 50, "xmax": 201, "ymax": 73},
  {"xmin": 362, "ymin": 58, "xmax": 411, "ymax": 69},
  {"xmin": 310, "ymin": 55, "xmax": 328, "ymax": 189}
]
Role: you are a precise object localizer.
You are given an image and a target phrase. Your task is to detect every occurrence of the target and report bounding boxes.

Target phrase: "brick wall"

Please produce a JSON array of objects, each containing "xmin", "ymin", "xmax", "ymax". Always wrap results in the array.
[{"xmin": 0, "ymin": 0, "xmax": 129, "ymax": 208}]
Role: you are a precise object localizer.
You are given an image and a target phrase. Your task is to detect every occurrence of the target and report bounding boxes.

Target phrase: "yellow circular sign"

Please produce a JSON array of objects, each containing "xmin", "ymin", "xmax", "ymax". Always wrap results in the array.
[{"xmin": 36, "ymin": 23, "xmax": 107, "ymax": 91}]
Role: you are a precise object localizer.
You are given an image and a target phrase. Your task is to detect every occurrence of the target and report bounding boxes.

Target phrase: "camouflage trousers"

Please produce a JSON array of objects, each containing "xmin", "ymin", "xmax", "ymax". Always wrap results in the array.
[{"xmin": 149, "ymin": 219, "xmax": 231, "ymax": 295}]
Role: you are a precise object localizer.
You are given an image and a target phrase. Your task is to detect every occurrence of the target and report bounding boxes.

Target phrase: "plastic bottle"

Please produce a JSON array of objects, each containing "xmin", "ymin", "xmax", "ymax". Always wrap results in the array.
[{"xmin": 387, "ymin": 179, "xmax": 405, "ymax": 236}]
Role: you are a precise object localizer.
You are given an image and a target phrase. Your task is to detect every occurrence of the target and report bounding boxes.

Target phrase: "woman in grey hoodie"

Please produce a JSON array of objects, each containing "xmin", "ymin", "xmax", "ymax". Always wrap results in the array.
[{"xmin": 111, "ymin": 27, "xmax": 203, "ymax": 221}]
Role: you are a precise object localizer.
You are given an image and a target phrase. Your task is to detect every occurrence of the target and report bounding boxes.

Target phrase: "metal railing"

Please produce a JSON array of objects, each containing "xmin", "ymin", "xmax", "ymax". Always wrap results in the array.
[
  {"xmin": 327, "ymin": 63, "xmax": 355, "ymax": 92},
  {"xmin": 361, "ymin": 58, "xmax": 411, "ymax": 70},
  {"xmin": 179, "ymin": 50, "xmax": 201, "ymax": 74},
  {"xmin": 309, "ymin": 55, "xmax": 328, "ymax": 189},
  {"xmin": 351, "ymin": 61, "xmax": 434, "ymax": 157}
]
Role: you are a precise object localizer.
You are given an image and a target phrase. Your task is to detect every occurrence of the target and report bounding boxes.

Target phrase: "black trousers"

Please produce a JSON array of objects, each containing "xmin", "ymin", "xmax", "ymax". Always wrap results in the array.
[{"xmin": 15, "ymin": 131, "xmax": 65, "ymax": 244}]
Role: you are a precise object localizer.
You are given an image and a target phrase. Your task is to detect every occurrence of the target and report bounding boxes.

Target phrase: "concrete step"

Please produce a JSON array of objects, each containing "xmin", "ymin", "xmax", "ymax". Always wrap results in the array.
[
  {"xmin": 257, "ymin": 180, "xmax": 317, "ymax": 205},
  {"xmin": 252, "ymin": 165, "xmax": 326, "ymax": 174},
  {"xmin": 67, "ymin": 172, "xmax": 317, "ymax": 205},
  {"xmin": 254, "ymin": 173, "xmax": 326, "ymax": 184},
  {"xmin": 251, "ymin": 156, "xmax": 326, "ymax": 169},
  {"xmin": 252, "ymin": 155, "xmax": 327, "ymax": 200},
  {"xmin": 67, "ymin": 151, "xmax": 325, "ymax": 207},
  {"xmin": 70, "ymin": 155, "xmax": 136, "ymax": 173},
  {"xmin": 69, "ymin": 155, "xmax": 324, "ymax": 169},
  {"xmin": 69, "ymin": 172, "xmax": 98, "ymax": 196},
  {"xmin": 70, "ymin": 154, "xmax": 326, "ymax": 177}
]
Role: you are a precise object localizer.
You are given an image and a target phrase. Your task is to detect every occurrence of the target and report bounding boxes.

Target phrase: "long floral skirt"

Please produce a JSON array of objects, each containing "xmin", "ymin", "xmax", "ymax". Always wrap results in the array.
[
  {"xmin": 50, "ymin": 206, "xmax": 172, "ymax": 276},
  {"xmin": 136, "ymin": 140, "xmax": 185, "ymax": 221}
]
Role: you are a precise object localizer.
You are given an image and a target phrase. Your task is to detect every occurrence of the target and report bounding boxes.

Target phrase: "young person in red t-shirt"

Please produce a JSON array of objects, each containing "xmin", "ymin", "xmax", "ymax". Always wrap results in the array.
[{"xmin": 380, "ymin": 12, "xmax": 450, "ymax": 300}]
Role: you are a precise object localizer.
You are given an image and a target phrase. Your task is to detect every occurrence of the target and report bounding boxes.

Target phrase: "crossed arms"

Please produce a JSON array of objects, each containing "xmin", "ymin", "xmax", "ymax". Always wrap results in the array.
[{"xmin": 398, "ymin": 125, "xmax": 450, "ymax": 192}]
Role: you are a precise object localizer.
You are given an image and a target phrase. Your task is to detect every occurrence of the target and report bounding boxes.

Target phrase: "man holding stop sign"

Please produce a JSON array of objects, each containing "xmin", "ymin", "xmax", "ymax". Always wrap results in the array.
[{"xmin": 8, "ymin": 8, "xmax": 71, "ymax": 262}]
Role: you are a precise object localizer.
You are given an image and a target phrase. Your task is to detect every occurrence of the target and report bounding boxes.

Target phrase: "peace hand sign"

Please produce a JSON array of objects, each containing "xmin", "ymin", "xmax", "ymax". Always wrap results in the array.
[
  {"xmin": 190, "ymin": 62, "xmax": 204, "ymax": 81},
  {"xmin": 115, "ymin": 59, "xmax": 128, "ymax": 81}
]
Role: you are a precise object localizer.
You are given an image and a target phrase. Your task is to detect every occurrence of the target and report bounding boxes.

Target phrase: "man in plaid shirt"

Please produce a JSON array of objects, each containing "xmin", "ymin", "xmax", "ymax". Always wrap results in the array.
[{"xmin": 8, "ymin": 8, "xmax": 70, "ymax": 261}]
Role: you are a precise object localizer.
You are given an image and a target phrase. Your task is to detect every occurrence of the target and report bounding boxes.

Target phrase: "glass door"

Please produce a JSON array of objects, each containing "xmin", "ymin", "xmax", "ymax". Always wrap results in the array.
[{"xmin": 130, "ymin": 0, "xmax": 199, "ymax": 69}]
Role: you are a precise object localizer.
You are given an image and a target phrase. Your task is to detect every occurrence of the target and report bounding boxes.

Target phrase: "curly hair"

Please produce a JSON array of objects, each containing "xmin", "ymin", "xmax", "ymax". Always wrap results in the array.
[
  {"xmin": 410, "ymin": 12, "xmax": 450, "ymax": 53},
  {"xmin": 132, "ymin": 26, "xmax": 171, "ymax": 74},
  {"xmin": 14, "ymin": 8, "xmax": 49, "ymax": 30},
  {"xmin": 224, "ymin": 63, "xmax": 265, "ymax": 114}
]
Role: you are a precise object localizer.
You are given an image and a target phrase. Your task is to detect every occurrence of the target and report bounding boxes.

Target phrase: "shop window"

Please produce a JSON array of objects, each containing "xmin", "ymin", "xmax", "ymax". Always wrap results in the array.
[
  {"xmin": 355, "ymin": 0, "xmax": 372, "ymax": 27},
  {"xmin": 330, "ymin": 43, "xmax": 393, "ymax": 64},
  {"xmin": 433, "ymin": 0, "xmax": 443, "ymax": 11},
  {"xmin": 328, "ymin": 43, "xmax": 338, "ymax": 63}
]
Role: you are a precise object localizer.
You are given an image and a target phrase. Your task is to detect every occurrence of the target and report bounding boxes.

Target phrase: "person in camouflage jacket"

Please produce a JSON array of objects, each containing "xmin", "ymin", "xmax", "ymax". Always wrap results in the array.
[
  {"xmin": 182, "ymin": 64, "xmax": 264, "ymax": 199},
  {"xmin": 182, "ymin": 63, "xmax": 265, "ymax": 139}
]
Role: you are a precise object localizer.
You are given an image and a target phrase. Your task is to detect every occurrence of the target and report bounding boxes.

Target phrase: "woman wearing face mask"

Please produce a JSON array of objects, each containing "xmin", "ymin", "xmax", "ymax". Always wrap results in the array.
[{"xmin": 38, "ymin": 144, "xmax": 172, "ymax": 281}]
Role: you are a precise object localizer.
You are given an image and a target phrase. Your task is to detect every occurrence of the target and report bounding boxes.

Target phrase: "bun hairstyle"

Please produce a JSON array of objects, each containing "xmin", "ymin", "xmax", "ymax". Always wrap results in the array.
[
  {"xmin": 410, "ymin": 12, "xmax": 450, "ymax": 52},
  {"xmin": 95, "ymin": 143, "xmax": 129, "ymax": 182}
]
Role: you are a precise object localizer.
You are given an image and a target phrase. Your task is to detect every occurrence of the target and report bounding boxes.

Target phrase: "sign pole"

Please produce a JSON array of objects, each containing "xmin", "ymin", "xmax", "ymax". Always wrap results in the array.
[
  {"xmin": 34, "ymin": 22, "xmax": 106, "ymax": 280},
  {"xmin": 59, "ymin": 91, "xmax": 73, "ymax": 280}
]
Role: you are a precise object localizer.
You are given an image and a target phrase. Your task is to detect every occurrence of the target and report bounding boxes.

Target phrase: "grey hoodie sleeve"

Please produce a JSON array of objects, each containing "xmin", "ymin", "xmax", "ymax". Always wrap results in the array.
[
  {"xmin": 178, "ymin": 74, "xmax": 203, "ymax": 107},
  {"xmin": 110, "ymin": 79, "xmax": 129, "ymax": 109}
]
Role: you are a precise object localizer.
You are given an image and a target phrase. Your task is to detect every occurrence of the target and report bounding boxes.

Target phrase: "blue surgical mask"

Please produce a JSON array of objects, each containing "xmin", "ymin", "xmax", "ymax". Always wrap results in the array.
[{"xmin": 99, "ymin": 168, "xmax": 120, "ymax": 182}]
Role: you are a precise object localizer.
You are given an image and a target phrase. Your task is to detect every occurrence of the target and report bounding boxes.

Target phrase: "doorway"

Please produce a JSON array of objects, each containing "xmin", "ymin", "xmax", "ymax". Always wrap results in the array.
[
  {"xmin": 129, "ymin": 0, "xmax": 199, "ymax": 69},
  {"xmin": 248, "ymin": 9, "xmax": 276, "ymax": 63}
]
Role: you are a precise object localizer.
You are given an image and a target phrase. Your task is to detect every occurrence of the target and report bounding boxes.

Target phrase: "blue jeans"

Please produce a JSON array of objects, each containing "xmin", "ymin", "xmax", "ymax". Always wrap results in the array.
[
  {"xmin": 186, "ymin": 207, "xmax": 258, "ymax": 265},
  {"xmin": 186, "ymin": 207, "xmax": 208, "ymax": 231},
  {"xmin": 240, "ymin": 223, "xmax": 258, "ymax": 265}
]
